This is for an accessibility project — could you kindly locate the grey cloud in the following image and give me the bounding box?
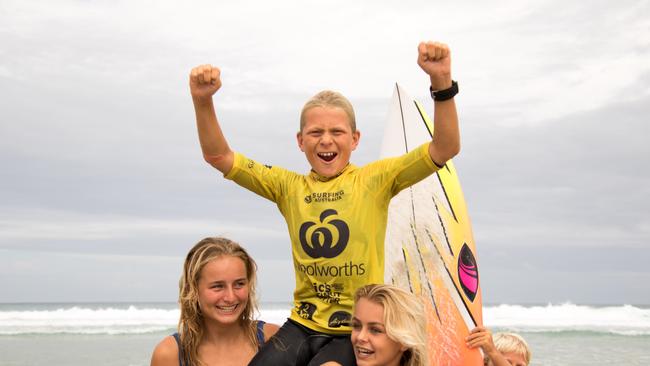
[459,95,650,251]
[1,0,648,304]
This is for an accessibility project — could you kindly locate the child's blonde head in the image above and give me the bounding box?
[300,90,356,132]
[491,332,531,365]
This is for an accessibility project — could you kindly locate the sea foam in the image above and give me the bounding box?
[0,305,290,335]
[483,303,650,336]
[0,303,648,335]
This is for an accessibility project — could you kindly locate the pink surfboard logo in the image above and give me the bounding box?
[458,243,479,302]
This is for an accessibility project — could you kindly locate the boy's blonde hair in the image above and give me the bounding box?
[299,90,356,132]
[354,284,428,366]
[492,332,531,365]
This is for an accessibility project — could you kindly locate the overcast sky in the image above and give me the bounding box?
[1,0,649,305]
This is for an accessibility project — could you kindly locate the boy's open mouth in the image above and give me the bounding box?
[317,152,337,162]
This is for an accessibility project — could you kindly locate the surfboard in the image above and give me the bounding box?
[381,84,483,365]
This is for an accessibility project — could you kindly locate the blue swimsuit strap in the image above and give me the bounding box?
[172,332,186,366]
[256,320,266,348]
[172,322,265,365]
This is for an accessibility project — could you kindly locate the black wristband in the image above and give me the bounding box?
[430,80,458,101]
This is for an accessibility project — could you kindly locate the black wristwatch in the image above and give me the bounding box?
[430,80,459,101]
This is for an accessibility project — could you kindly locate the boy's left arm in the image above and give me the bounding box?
[417,41,460,167]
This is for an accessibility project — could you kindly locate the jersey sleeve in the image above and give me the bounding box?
[224,152,292,203]
[365,142,439,197]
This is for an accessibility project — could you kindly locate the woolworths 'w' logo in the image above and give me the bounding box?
[299,209,349,259]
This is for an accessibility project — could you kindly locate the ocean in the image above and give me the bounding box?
[1,302,648,366]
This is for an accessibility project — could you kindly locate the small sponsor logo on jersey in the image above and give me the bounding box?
[311,282,344,304]
[328,311,351,328]
[296,301,317,321]
[312,282,344,293]
[247,160,255,169]
[304,190,344,204]
[299,209,349,259]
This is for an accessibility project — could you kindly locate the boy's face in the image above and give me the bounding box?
[486,352,527,366]
[501,352,527,366]
[297,106,360,178]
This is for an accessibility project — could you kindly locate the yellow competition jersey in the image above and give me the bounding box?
[225,143,438,334]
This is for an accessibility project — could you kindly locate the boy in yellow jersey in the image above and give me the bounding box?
[189,41,460,366]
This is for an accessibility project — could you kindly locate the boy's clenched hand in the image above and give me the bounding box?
[417,41,452,91]
[190,64,222,100]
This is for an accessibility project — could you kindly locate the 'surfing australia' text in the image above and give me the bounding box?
[296,261,366,277]
[305,190,345,203]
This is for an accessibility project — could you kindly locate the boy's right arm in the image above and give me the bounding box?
[190,64,234,175]
[466,326,510,366]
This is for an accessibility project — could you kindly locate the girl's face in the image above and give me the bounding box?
[351,297,406,366]
[197,255,249,326]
